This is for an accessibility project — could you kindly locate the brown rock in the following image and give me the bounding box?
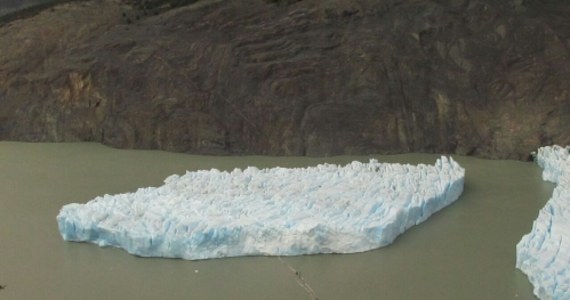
[0,0,569,160]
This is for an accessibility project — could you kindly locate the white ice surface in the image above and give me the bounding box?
[58,157,464,260]
[517,145,570,299]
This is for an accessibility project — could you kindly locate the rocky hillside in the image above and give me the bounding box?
[0,0,568,159]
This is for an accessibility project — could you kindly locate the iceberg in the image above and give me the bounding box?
[517,145,570,299]
[57,157,465,260]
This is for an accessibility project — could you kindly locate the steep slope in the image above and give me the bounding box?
[0,0,568,159]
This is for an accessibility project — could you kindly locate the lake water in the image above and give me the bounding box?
[0,142,551,299]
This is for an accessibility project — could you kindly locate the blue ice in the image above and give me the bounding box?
[58,157,465,260]
[517,145,570,299]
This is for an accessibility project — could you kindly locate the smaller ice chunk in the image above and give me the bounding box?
[58,158,465,260]
[516,145,570,299]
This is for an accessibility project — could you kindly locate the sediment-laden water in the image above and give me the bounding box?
[0,142,550,299]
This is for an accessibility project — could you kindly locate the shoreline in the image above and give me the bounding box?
[0,140,536,162]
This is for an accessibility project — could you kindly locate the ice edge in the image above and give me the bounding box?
[516,145,570,300]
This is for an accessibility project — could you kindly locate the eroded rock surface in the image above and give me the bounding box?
[0,0,569,159]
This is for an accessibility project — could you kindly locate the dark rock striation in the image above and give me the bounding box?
[0,0,568,159]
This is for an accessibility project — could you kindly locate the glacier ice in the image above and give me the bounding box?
[57,157,465,260]
[517,145,570,299]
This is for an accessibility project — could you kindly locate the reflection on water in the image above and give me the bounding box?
[0,142,548,299]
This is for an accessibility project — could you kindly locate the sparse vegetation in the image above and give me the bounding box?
[122,0,200,10]
[263,0,303,5]
[119,0,202,24]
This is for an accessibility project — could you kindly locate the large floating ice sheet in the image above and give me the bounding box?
[58,157,464,260]
[517,145,570,299]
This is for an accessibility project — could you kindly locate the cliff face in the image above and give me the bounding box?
[0,0,568,159]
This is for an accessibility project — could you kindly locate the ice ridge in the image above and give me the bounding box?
[58,157,465,260]
[517,145,570,299]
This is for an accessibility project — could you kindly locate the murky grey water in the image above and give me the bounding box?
[0,142,551,299]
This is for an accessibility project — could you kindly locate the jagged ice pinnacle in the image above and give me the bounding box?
[517,145,570,299]
[58,157,464,260]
